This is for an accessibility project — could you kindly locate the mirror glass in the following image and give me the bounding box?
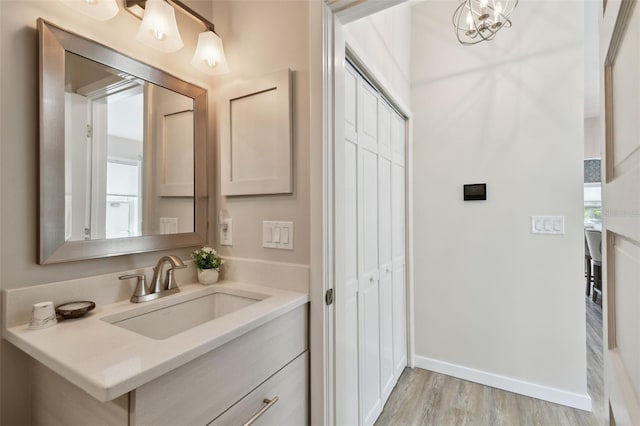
[39,20,207,264]
[64,52,195,241]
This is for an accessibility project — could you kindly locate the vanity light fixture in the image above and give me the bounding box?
[126,0,229,74]
[191,30,229,75]
[135,0,183,52]
[61,0,119,21]
[452,0,518,45]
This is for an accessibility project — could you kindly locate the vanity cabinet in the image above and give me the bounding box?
[31,304,309,426]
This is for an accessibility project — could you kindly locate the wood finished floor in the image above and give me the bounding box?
[375,297,604,426]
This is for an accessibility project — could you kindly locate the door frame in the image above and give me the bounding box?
[312,1,413,424]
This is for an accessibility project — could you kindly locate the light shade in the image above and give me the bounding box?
[191,31,229,75]
[62,0,119,21]
[136,0,183,53]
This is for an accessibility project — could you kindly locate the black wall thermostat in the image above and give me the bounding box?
[464,183,487,201]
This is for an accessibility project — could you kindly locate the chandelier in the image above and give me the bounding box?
[453,0,519,45]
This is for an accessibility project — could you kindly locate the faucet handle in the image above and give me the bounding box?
[164,268,182,291]
[119,274,149,302]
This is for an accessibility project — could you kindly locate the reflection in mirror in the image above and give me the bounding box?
[39,19,207,264]
[64,52,195,241]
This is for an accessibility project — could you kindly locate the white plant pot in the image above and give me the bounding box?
[197,268,219,285]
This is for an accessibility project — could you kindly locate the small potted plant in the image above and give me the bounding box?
[191,246,224,285]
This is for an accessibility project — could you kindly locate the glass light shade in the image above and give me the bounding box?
[61,0,119,21]
[136,0,183,53]
[191,31,229,75]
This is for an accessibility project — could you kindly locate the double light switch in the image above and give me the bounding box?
[263,221,294,250]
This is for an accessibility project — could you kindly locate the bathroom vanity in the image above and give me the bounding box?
[4,275,309,426]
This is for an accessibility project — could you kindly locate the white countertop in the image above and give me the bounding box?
[4,281,308,402]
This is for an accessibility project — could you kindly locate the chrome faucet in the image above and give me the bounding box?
[119,255,187,303]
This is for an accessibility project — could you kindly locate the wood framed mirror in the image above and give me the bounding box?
[39,19,208,264]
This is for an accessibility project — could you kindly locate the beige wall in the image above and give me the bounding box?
[0,1,215,422]
[343,3,412,108]
[211,1,311,266]
[411,0,588,404]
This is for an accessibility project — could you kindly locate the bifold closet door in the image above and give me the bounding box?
[339,63,361,426]
[378,100,395,403]
[357,75,382,426]
[340,61,407,426]
[391,111,407,378]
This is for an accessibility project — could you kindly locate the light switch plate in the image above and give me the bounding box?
[263,221,294,250]
[531,216,565,235]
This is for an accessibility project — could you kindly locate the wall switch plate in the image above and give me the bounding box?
[531,216,565,235]
[220,218,233,245]
[263,221,294,250]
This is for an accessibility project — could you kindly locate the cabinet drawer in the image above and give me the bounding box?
[210,351,308,426]
[131,305,308,426]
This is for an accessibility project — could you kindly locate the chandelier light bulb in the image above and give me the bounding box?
[466,11,474,30]
[152,29,166,41]
[494,2,503,24]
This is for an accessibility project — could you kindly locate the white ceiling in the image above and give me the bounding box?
[408,0,601,118]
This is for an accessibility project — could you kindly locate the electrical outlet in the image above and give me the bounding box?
[220,218,233,245]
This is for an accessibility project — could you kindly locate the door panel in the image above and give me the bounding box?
[392,164,406,259]
[358,79,378,153]
[391,111,405,166]
[360,149,379,274]
[392,259,407,376]
[378,100,392,160]
[345,66,358,144]
[602,0,640,423]
[379,267,394,401]
[360,275,381,426]
[346,142,358,281]
[379,158,392,266]
[344,278,361,426]
[610,236,640,396]
[609,7,639,176]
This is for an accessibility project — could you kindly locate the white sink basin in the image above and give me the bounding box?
[102,288,268,340]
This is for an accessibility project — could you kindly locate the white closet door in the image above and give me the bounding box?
[391,111,407,377]
[358,77,382,426]
[378,100,394,402]
[337,64,361,426]
[340,62,407,426]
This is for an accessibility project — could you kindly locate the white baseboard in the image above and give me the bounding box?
[414,355,592,411]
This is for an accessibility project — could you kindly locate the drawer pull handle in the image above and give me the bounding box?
[243,396,279,426]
